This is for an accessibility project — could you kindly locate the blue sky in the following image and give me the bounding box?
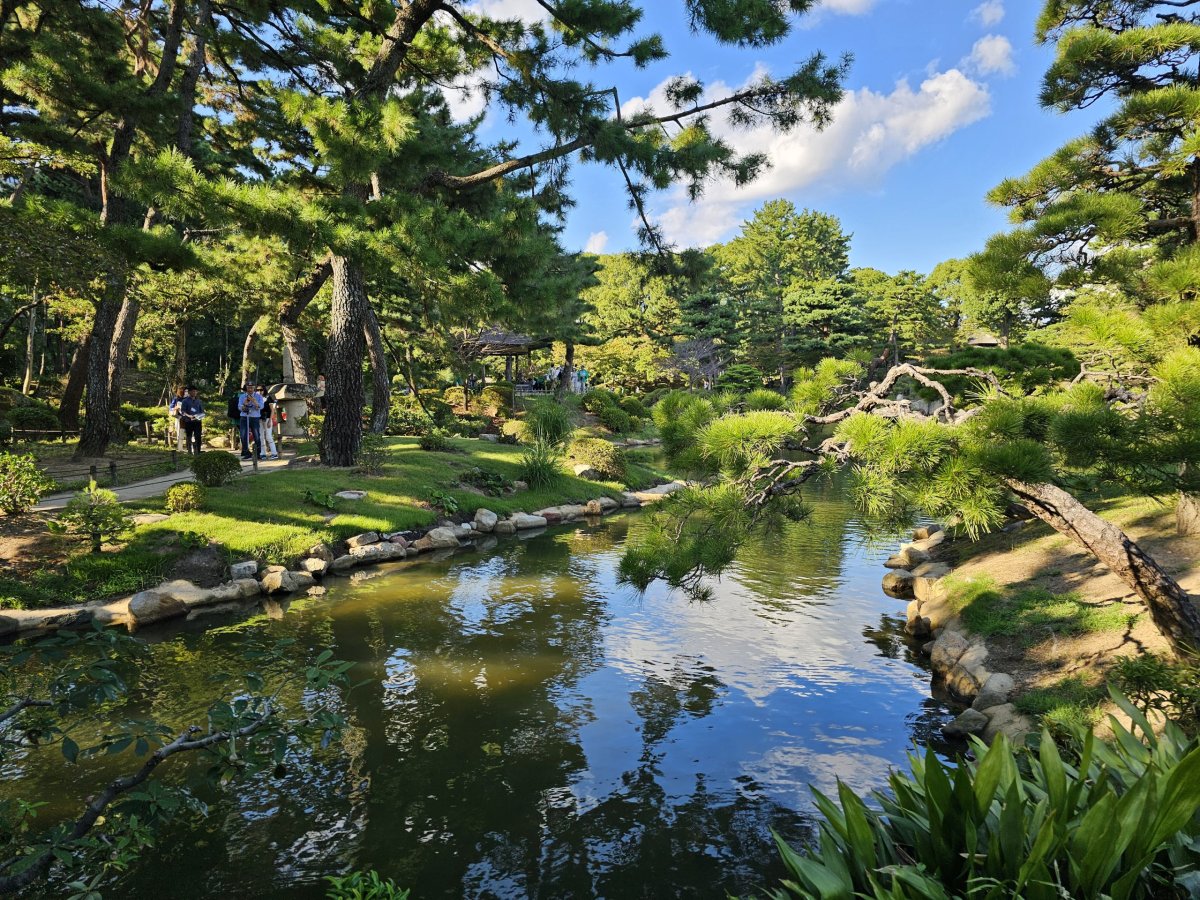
[463,0,1106,274]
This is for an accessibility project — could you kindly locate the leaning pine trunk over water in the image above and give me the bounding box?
[1006,478,1200,655]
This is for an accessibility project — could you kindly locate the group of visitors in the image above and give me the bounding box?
[544,364,590,393]
[167,383,280,460]
[167,386,206,456]
[228,384,279,461]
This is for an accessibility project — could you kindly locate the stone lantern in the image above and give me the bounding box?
[268,383,317,437]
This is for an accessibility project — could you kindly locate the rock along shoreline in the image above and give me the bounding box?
[882,525,1034,745]
[0,481,691,640]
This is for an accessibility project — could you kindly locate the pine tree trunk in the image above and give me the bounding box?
[1006,478,1200,655]
[21,300,37,396]
[172,322,188,389]
[76,274,126,459]
[1179,492,1200,537]
[59,335,90,430]
[240,316,264,387]
[558,342,575,394]
[319,256,367,466]
[362,302,390,434]
[107,294,140,442]
[278,254,332,386]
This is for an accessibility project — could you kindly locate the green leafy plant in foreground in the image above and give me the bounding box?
[0,451,52,515]
[325,870,410,899]
[303,488,337,510]
[427,488,459,515]
[49,481,132,553]
[769,689,1200,900]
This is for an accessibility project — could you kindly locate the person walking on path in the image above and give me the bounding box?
[168,387,186,452]
[575,366,589,394]
[179,386,205,456]
[256,384,279,459]
[237,383,263,460]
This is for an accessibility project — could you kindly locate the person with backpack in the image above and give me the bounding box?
[237,383,262,460]
[256,384,279,460]
[179,385,205,456]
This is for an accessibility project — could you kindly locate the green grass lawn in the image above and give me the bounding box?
[2,436,665,610]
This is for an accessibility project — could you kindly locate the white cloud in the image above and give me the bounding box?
[970,1,1005,26]
[821,0,876,13]
[441,75,488,122]
[466,0,548,22]
[584,231,609,254]
[966,34,1015,76]
[625,66,991,247]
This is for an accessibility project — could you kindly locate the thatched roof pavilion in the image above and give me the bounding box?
[453,327,551,359]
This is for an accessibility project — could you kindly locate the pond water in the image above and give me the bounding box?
[7,479,956,898]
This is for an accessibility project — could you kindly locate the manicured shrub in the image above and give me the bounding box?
[443,386,466,409]
[921,344,1080,400]
[8,404,59,431]
[446,415,486,437]
[570,437,626,480]
[715,363,763,394]
[519,440,561,488]
[189,451,242,487]
[164,482,206,513]
[523,399,575,448]
[418,430,455,452]
[770,693,1200,900]
[596,403,633,434]
[51,480,131,553]
[477,383,513,416]
[0,452,52,514]
[744,388,787,411]
[620,396,648,419]
[581,388,621,414]
[304,413,325,440]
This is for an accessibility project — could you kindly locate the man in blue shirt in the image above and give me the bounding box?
[179,386,205,456]
[237,383,262,460]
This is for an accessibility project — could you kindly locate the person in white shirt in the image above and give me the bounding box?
[237,383,262,460]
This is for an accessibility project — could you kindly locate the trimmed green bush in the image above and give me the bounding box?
[581,389,622,414]
[165,482,206,513]
[715,363,763,393]
[477,383,513,416]
[8,404,59,431]
[620,396,648,419]
[570,437,626,480]
[189,452,242,487]
[0,452,52,514]
[51,480,131,553]
[596,403,633,434]
[418,430,455,452]
[443,386,466,408]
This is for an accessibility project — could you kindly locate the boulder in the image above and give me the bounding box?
[229,560,258,580]
[573,464,603,480]
[349,542,408,563]
[299,557,329,576]
[494,519,517,535]
[942,708,989,738]
[945,663,984,702]
[917,595,957,632]
[597,496,620,513]
[633,481,687,502]
[422,526,461,549]
[886,546,930,569]
[905,599,930,637]
[914,574,950,605]
[330,554,357,572]
[930,630,970,674]
[386,533,410,547]
[346,531,381,549]
[981,703,1035,745]
[307,543,335,563]
[261,569,316,594]
[620,492,642,508]
[537,508,563,524]
[882,570,915,598]
[262,564,287,577]
[913,524,943,541]
[512,480,529,492]
[474,509,498,533]
[335,490,367,500]
[973,673,1016,711]
[0,606,93,638]
[131,513,171,526]
[908,532,945,553]
[911,561,950,579]
[511,512,548,530]
[479,433,500,442]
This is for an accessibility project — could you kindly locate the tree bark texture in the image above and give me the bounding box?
[362,302,390,434]
[76,274,126,458]
[1007,478,1200,655]
[1179,492,1200,537]
[21,301,37,395]
[172,322,188,389]
[319,257,367,466]
[278,254,332,387]
[240,316,265,387]
[107,294,140,435]
[59,335,90,430]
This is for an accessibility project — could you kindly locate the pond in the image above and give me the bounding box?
[7,479,955,898]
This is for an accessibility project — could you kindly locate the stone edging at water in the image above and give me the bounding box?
[882,527,1034,745]
[0,481,691,640]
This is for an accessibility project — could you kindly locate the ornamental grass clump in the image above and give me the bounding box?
[518,440,561,489]
[770,691,1200,900]
[522,399,575,448]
